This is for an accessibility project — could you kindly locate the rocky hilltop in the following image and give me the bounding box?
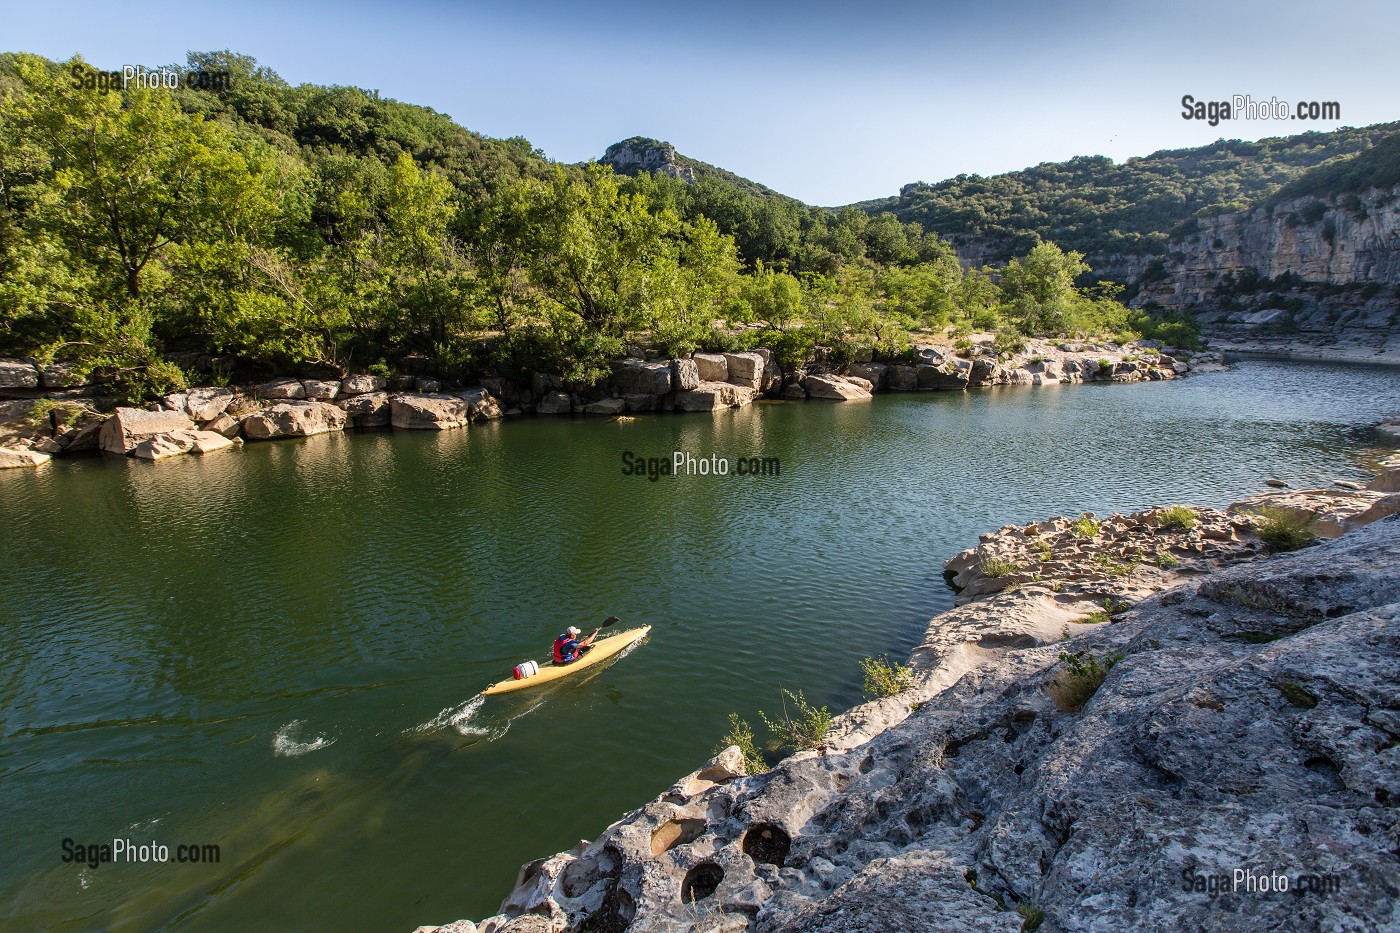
[601,138,697,183]
[419,478,1400,933]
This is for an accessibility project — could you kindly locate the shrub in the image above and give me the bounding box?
[994,330,1027,359]
[980,556,1022,577]
[26,398,83,428]
[860,655,913,699]
[1049,650,1123,712]
[1154,551,1180,569]
[954,337,975,357]
[759,689,833,753]
[716,713,768,775]
[1071,513,1100,538]
[1157,505,1197,532]
[1016,904,1046,931]
[1250,506,1317,552]
[1032,539,1053,561]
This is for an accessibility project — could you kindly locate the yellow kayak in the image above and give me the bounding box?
[481,626,652,695]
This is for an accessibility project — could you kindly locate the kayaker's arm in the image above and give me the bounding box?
[580,628,600,648]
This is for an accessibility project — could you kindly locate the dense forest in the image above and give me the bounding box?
[0,51,1192,401]
[861,123,1400,262]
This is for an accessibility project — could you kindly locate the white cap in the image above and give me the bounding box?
[566,626,580,636]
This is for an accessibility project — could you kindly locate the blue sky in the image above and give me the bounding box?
[7,0,1398,205]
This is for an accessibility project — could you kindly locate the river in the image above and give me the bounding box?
[1,358,1396,931]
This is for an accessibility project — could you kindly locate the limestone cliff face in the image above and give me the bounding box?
[601,139,696,183]
[1137,184,1400,310]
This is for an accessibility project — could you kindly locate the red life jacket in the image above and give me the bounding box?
[553,633,578,664]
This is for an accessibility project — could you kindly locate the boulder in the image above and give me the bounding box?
[0,399,47,445]
[692,352,728,382]
[802,374,873,400]
[415,377,442,394]
[0,446,51,468]
[887,364,918,391]
[1368,457,1400,493]
[913,344,946,365]
[163,387,235,422]
[584,397,626,416]
[846,361,887,389]
[41,362,89,389]
[256,377,306,400]
[671,358,700,392]
[339,374,387,397]
[967,357,1001,386]
[620,394,659,412]
[202,413,242,438]
[338,391,391,428]
[0,359,39,389]
[132,431,198,460]
[301,379,340,401]
[459,388,504,421]
[674,382,757,412]
[242,401,347,440]
[99,408,196,454]
[612,359,672,396]
[782,381,808,399]
[531,373,563,399]
[723,352,765,390]
[537,390,574,415]
[919,364,969,390]
[752,347,783,393]
[389,394,470,430]
[190,431,236,454]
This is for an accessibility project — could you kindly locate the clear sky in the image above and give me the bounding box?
[7,0,1398,205]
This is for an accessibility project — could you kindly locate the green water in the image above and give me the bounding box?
[1,359,1396,931]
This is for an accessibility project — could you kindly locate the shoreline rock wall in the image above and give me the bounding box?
[0,337,1201,469]
[422,485,1400,933]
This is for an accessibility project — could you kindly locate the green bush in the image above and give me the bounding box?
[1050,650,1123,712]
[715,713,767,775]
[980,556,1022,578]
[860,655,913,699]
[1071,513,1100,538]
[759,689,833,753]
[1250,506,1317,552]
[1157,505,1197,532]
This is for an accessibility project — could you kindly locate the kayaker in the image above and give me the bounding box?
[552,625,599,665]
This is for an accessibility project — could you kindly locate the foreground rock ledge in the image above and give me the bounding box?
[423,516,1400,933]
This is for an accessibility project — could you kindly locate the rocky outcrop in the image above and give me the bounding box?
[0,359,40,389]
[460,388,504,421]
[242,401,347,439]
[1230,487,1400,538]
[162,387,234,422]
[674,382,758,412]
[614,360,674,396]
[339,391,392,428]
[255,377,307,400]
[723,353,765,391]
[390,394,471,430]
[341,374,387,396]
[435,486,1399,933]
[99,407,197,454]
[600,138,696,183]
[0,446,52,468]
[538,391,574,416]
[131,429,237,460]
[693,353,729,383]
[800,374,872,401]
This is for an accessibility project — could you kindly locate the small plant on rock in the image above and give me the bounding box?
[716,713,768,775]
[1016,903,1046,931]
[1154,551,1179,569]
[1049,650,1124,712]
[1250,506,1317,552]
[1071,513,1100,538]
[980,556,1022,578]
[860,655,913,699]
[760,689,833,754]
[1032,539,1053,561]
[1157,505,1198,532]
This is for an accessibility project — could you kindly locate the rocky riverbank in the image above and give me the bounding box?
[0,337,1204,469]
[419,473,1400,933]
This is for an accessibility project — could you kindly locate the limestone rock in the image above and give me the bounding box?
[162,387,235,422]
[132,431,198,460]
[243,401,346,439]
[537,391,574,416]
[692,353,729,383]
[40,362,89,389]
[390,394,470,430]
[338,392,391,428]
[723,352,765,390]
[255,377,305,400]
[887,365,918,391]
[674,382,757,412]
[671,358,700,392]
[845,361,887,389]
[202,413,241,438]
[301,379,340,401]
[801,374,873,400]
[0,399,48,446]
[415,377,442,394]
[340,374,387,397]
[622,394,661,412]
[99,408,196,454]
[0,446,51,468]
[459,388,504,421]
[584,397,626,416]
[1231,488,1400,538]
[613,359,672,396]
[1369,456,1400,493]
[0,359,39,389]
